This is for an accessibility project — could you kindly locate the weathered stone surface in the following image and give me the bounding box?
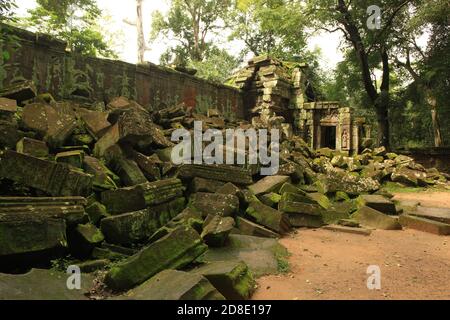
[95,109,172,157]
[391,167,427,187]
[21,102,77,147]
[279,182,307,196]
[236,217,279,238]
[246,197,290,233]
[100,198,185,245]
[190,177,225,193]
[68,223,104,257]
[83,156,117,190]
[356,194,397,215]
[0,269,93,300]
[85,201,108,224]
[78,108,111,140]
[0,212,66,258]
[216,182,244,202]
[352,206,401,230]
[259,192,281,207]
[16,137,49,157]
[78,259,110,273]
[316,170,380,194]
[200,234,288,277]
[306,192,331,209]
[190,192,239,217]
[105,226,208,290]
[0,97,17,115]
[0,196,86,226]
[409,207,450,224]
[121,270,225,300]
[55,150,84,168]
[0,80,36,103]
[201,215,235,247]
[0,150,92,196]
[178,164,253,185]
[191,261,256,300]
[248,175,290,195]
[399,214,450,235]
[132,151,162,181]
[1,118,23,147]
[101,178,184,214]
[322,224,371,236]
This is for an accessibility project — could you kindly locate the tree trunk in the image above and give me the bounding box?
[425,88,443,147]
[136,0,146,64]
[375,92,390,149]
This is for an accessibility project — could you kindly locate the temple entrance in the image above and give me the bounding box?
[321,126,336,149]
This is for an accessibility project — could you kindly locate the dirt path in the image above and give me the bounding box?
[392,191,450,208]
[253,191,450,300]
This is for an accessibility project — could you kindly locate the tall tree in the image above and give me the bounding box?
[151,0,232,63]
[392,0,449,146]
[124,0,149,64]
[307,0,414,148]
[26,0,116,58]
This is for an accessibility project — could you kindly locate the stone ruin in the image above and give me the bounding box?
[0,61,449,299]
[231,55,372,154]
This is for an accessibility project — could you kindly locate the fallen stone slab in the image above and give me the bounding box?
[279,182,307,196]
[119,270,224,300]
[104,226,208,290]
[316,171,380,195]
[0,151,92,196]
[259,192,281,207]
[322,224,372,236]
[191,261,256,300]
[0,196,86,226]
[178,164,253,185]
[55,150,84,168]
[0,269,93,300]
[101,198,185,245]
[0,212,66,259]
[190,177,225,193]
[0,120,23,149]
[131,151,162,181]
[246,198,290,233]
[21,102,77,148]
[78,259,110,273]
[199,234,288,277]
[0,97,17,116]
[78,109,111,140]
[201,215,235,247]
[68,223,104,258]
[248,175,290,195]
[399,214,450,235]
[391,167,428,187]
[83,156,117,191]
[352,206,402,230]
[16,137,49,158]
[409,207,450,224]
[236,217,279,238]
[0,80,36,103]
[101,178,184,214]
[356,194,397,215]
[190,192,239,217]
[216,183,245,203]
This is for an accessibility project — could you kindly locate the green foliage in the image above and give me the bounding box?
[151,0,232,63]
[189,47,241,83]
[25,0,116,58]
[229,0,309,61]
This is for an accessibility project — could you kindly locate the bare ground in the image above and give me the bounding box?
[252,191,450,300]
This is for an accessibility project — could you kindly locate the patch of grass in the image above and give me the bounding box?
[381,182,426,193]
[272,244,291,274]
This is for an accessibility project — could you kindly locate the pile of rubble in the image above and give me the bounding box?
[0,81,449,300]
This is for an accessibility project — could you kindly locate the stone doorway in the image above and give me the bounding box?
[321,126,336,149]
